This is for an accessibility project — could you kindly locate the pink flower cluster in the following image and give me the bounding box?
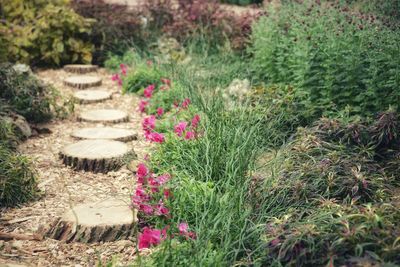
[142,115,164,143]
[173,114,201,140]
[111,64,128,86]
[132,163,171,216]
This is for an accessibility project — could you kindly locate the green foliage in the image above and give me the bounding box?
[0,0,93,66]
[147,82,186,115]
[122,65,164,94]
[0,142,39,207]
[249,1,400,118]
[0,63,70,123]
[104,50,142,72]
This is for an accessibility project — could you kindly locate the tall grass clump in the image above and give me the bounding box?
[250,0,400,119]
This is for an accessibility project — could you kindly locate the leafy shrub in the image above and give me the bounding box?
[0,63,69,123]
[71,0,147,65]
[146,82,186,115]
[104,50,142,72]
[0,141,39,207]
[249,1,400,118]
[0,0,93,66]
[122,65,164,94]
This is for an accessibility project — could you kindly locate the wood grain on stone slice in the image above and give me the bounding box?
[64,64,98,74]
[78,109,129,124]
[60,139,129,172]
[64,75,102,89]
[43,199,138,243]
[74,90,112,104]
[71,127,137,142]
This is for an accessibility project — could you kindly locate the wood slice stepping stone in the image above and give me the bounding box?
[78,109,129,124]
[73,90,112,104]
[44,199,137,243]
[64,75,102,89]
[72,127,137,142]
[60,139,129,173]
[64,64,98,74]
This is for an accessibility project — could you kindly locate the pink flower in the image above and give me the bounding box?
[146,132,165,143]
[185,131,195,140]
[142,115,156,133]
[157,107,164,117]
[174,121,188,137]
[173,101,179,108]
[178,222,189,235]
[192,114,200,128]
[111,73,120,81]
[156,174,171,185]
[136,163,149,184]
[163,188,171,199]
[161,78,171,87]
[156,200,169,216]
[120,64,127,76]
[146,60,153,67]
[140,204,154,215]
[181,98,191,109]
[138,100,149,113]
[138,227,162,250]
[144,84,156,98]
[118,79,123,86]
[148,177,159,193]
[132,186,150,207]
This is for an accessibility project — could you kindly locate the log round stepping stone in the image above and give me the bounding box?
[45,199,138,243]
[78,109,129,124]
[73,89,112,104]
[72,127,137,142]
[60,139,129,173]
[64,75,102,89]
[64,64,98,74]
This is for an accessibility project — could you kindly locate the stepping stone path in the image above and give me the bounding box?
[74,89,112,104]
[43,64,138,244]
[72,127,137,142]
[79,109,129,124]
[64,64,98,74]
[44,199,137,243]
[64,75,102,89]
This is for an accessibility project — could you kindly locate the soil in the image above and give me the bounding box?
[0,68,149,266]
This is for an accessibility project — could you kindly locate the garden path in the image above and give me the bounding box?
[0,67,147,266]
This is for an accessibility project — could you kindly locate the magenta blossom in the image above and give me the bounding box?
[140,203,154,215]
[142,115,156,133]
[144,84,156,98]
[174,121,188,137]
[146,132,165,143]
[138,227,162,250]
[157,107,164,117]
[120,64,127,76]
[132,186,150,207]
[161,78,171,87]
[185,131,195,140]
[136,163,149,184]
[146,60,153,67]
[178,223,188,235]
[164,188,171,199]
[156,174,171,185]
[111,73,120,81]
[182,98,191,109]
[156,200,169,216]
[138,100,149,113]
[192,114,200,128]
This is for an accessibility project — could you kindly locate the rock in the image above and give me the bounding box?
[4,114,31,139]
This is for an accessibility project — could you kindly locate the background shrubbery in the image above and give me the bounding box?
[0,0,93,66]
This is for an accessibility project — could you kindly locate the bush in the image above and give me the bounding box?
[220,0,262,5]
[0,141,39,207]
[0,0,93,66]
[122,65,164,94]
[0,63,69,123]
[249,1,400,118]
